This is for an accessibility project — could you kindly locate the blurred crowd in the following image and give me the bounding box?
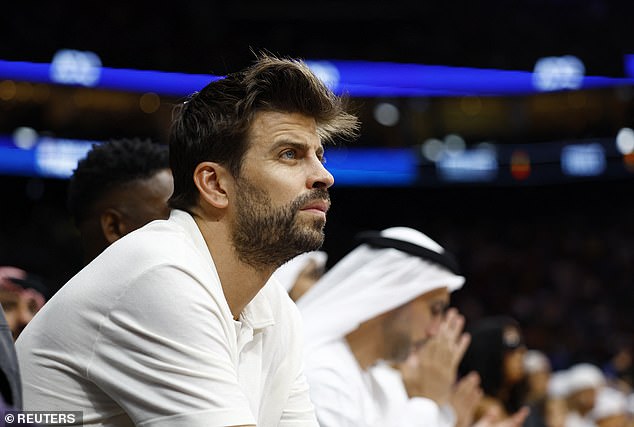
[2,178,633,376]
[446,205,634,374]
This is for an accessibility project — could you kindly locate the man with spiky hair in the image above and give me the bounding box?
[17,54,359,427]
[67,138,173,264]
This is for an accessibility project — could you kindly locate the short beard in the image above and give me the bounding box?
[232,178,329,270]
[382,309,414,363]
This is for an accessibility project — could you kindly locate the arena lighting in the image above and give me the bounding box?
[532,55,585,91]
[625,55,634,78]
[0,135,418,185]
[305,60,634,96]
[2,58,634,97]
[616,128,634,155]
[420,135,467,163]
[510,150,531,181]
[50,49,102,87]
[444,134,466,155]
[0,59,219,97]
[12,127,38,149]
[324,147,418,185]
[1,134,632,184]
[373,102,400,126]
[435,147,498,182]
[421,138,445,162]
[0,135,96,178]
[560,143,606,177]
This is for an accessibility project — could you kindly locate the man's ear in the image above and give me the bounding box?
[100,209,126,244]
[193,162,231,209]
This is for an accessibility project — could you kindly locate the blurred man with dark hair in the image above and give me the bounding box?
[0,266,48,423]
[0,266,46,341]
[0,306,37,427]
[67,138,173,264]
[17,54,359,427]
[0,296,23,410]
[272,251,328,301]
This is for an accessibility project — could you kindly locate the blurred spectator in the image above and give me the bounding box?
[0,266,46,340]
[298,227,472,427]
[602,345,633,393]
[0,268,46,423]
[458,316,528,422]
[588,386,629,427]
[525,349,553,404]
[524,349,554,427]
[271,251,327,301]
[546,370,571,427]
[67,138,172,264]
[565,363,605,427]
[1,306,21,410]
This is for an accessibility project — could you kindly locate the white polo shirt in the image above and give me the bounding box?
[16,210,318,427]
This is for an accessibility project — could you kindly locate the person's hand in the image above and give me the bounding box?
[473,406,530,427]
[399,308,471,405]
[451,371,483,427]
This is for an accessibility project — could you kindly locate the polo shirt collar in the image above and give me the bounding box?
[240,287,276,331]
[170,209,276,332]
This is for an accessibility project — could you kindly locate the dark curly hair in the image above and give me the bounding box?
[67,138,169,224]
[168,53,360,211]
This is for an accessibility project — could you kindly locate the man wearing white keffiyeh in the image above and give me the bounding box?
[297,226,477,427]
[272,251,328,301]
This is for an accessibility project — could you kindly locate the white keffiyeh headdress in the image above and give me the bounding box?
[298,227,465,352]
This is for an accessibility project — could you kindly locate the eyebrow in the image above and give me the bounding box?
[272,139,324,157]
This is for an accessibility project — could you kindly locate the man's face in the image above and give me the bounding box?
[0,290,40,340]
[230,111,334,269]
[118,168,173,232]
[382,287,450,362]
[289,259,324,301]
[527,369,551,398]
[572,388,598,413]
[503,350,526,386]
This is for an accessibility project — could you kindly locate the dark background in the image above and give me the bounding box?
[2,1,634,76]
[1,0,634,377]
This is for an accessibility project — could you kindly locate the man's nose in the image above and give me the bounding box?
[16,304,34,327]
[427,315,443,337]
[308,156,335,189]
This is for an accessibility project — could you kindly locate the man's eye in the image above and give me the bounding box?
[431,304,448,317]
[1,301,17,311]
[281,150,297,160]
